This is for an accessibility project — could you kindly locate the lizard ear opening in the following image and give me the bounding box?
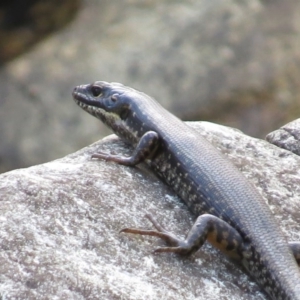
[111,94,118,102]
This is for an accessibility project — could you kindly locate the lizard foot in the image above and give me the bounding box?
[120,213,194,255]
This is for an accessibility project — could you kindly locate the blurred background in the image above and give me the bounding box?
[0,0,300,173]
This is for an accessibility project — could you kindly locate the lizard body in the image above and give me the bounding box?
[72,81,300,299]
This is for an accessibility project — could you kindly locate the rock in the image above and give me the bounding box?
[0,0,80,64]
[0,122,299,299]
[2,0,300,172]
[266,118,300,156]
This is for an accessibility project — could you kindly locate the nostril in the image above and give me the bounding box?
[72,86,79,96]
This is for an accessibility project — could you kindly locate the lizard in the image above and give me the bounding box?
[72,81,300,299]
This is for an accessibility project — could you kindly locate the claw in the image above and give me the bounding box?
[120,214,186,249]
[91,152,109,160]
[144,213,167,232]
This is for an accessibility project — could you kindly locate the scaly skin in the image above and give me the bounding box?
[72,81,300,299]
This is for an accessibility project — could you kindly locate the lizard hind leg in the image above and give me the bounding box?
[121,213,245,260]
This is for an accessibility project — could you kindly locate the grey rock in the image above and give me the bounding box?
[0,122,299,300]
[266,119,300,156]
[2,0,300,172]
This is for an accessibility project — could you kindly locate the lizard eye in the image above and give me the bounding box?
[91,85,103,97]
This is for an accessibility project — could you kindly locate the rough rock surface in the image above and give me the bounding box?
[266,118,300,156]
[1,0,300,172]
[0,122,300,300]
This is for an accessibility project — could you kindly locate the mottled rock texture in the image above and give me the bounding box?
[266,118,300,156]
[0,122,299,299]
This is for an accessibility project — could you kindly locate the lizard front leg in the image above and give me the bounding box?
[92,131,159,166]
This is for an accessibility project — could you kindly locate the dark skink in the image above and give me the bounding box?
[72,81,300,299]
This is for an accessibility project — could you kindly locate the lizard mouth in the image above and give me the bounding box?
[72,85,102,107]
[72,84,120,127]
[72,85,107,117]
[72,90,90,109]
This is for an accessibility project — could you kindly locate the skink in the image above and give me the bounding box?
[72,81,300,299]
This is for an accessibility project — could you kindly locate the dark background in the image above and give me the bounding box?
[1,0,300,173]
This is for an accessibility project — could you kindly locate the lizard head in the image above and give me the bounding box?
[72,81,131,119]
[72,81,153,143]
